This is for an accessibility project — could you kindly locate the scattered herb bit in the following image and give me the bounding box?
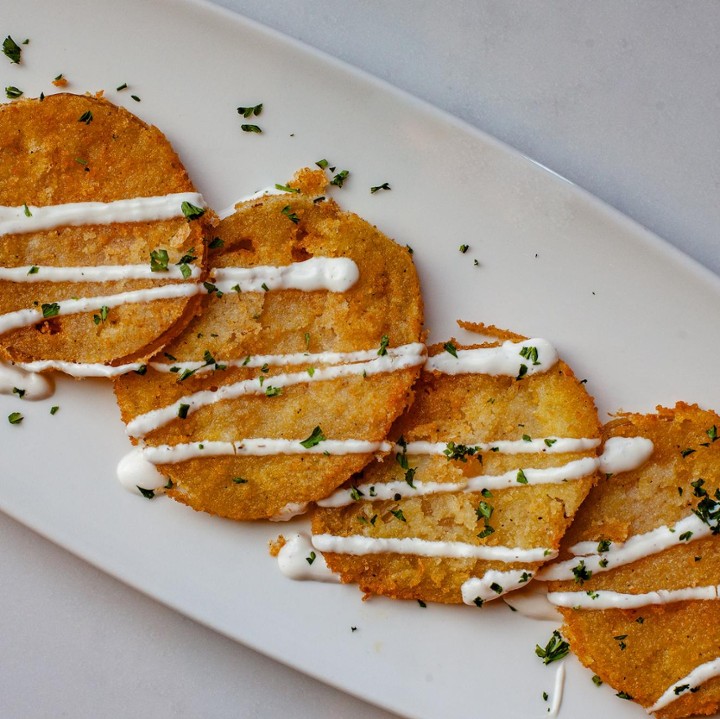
[177,403,190,419]
[265,386,282,397]
[490,582,503,594]
[116,82,128,91]
[592,675,603,687]
[443,442,478,462]
[613,634,628,650]
[179,263,192,279]
[519,346,540,366]
[377,335,390,356]
[304,332,311,349]
[78,110,93,124]
[130,94,141,102]
[5,86,23,99]
[134,365,147,376]
[542,692,548,702]
[330,169,349,187]
[692,490,720,533]
[75,157,87,166]
[93,305,109,325]
[50,405,59,415]
[300,425,326,448]
[679,531,693,541]
[707,425,718,442]
[473,259,479,266]
[136,486,155,499]
[351,626,357,632]
[477,525,495,539]
[404,467,416,488]
[231,284,241,293]
[8,412,23,425]
[370,182,391,194]
[406,244,414,254]
[572,560,592,584]
[522,434,532,442]
[241,123,262,133]
[150,248,169,272]
[208,236,224,249]
[597,539,611,553]
[586,590,599,600]
[616,692,633,701]
[237,103,263,118]
[535,630,570,665]
[306,551,316,565]
[681,448,696,458]
[459,244,469,253]
[678,487,684,496]
[481,488,492,498]
[417,600,427,608]
[674,684,690,696]
[307,367,315,377]
[203,281,223,297]
[473,597,484,608]
[3,36,22,64]
[691,478,707,497]
[391,508,406,522]
[599,557,609,568]
[12,387,25,398]
[23,203,32,218]
[274,183,299,193]
[315,159,329,170]
[232,477,248,484]
[181,201,205,220]
[281,205,299,223]
[636,616,645,624]
[520,571,531,583]
[349,486,364,501]
[41,302,60,318]
[516,364,528,380]
[261,282,269,292]
[475,501,493,522]
[516,468,529,485]
[443,341,458,358]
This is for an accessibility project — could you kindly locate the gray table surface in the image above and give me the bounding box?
[3,2,719,718]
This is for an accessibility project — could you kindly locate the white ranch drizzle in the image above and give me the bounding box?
[311,534,556,563]
[547,585,720,610]
[426,338,558,376]
[536,513,711,581]
[269,502,310,522]
[12,360,143,378]
[0,265,200,282]
[277,533,339,583]
[0,362,54,399]
[0,192,205,236]
[126,349,426,438]
[547,664,566,719]
[317,457,599,508]
[460,569,534,605]
[218,186,286,219]
[598,436,654,474]
[399,437,600,456]
[148,342,426,374]
[141,439,394,464]
[502,581,561,621]
[649,656,720,713]
[116,447,168,494]
[0,283,202,335]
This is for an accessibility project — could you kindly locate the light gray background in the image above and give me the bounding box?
[2,2,719,718]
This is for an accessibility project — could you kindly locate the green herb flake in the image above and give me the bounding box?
[8,411,23,425]
[203,281,223,297]
[330,170,349,187]
[370,182,391,194]
[274,183,299,193]
[516,363,528,380]
[23,204,32,218]
[177,403,190,419]
[265,386,282,397]
[404,467,416,488]
[572,560,592,584]
[459,244,469,253]
[130,94,141,102]
[674,684,690,696]
[417,599,427,608]
[237,103,263,118]
[443,341,458,358]
[50,405,59,415]
[137,486,155,499]
[12,387,25,398]
[613,634,628,650]
[681,448,696,458]
[473,597,484,608]
[519,345,540,365]
[3,36,22,63]
[542,692,548,702]
[208,236,224,249]
[5,86,23,99]
[377,335,390,356]
[150,248,169,272]
[78,110,93,124]
[679,531,693,541]
[241,123,262,133]
[41,302,60,318]
[261,282,269,292]
[300,425,326,449]
[181,201,205,220]
[516,468,529,485]
[707,425,718,442]
[597,539,611,553]
[592,675,603,687]
[535,630,570,665]
[616,691,633,701]
[599,557,609,568]
[281,205,300,223]
[390,508,407,522]
[116,82,128,91]
[93,305,109,325]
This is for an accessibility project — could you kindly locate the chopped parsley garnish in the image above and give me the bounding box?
[490,582,503,594]
[78,110,93,124]
[5,86,23,99]
[406,244,414,254]
[597,539,611,553]
[27,265,38,276]
[150,248,169,272]
[443,442,478,462]
[635,616,645,624]
[613,634,628,650]
[12,387,25,398]
[281,205,300,223]
[203,281,223,297]
[8,412,23,425]
[306,551,316,565]
[516,468,529,484]
[330,170,349,187]
[516,364,528,380]
[50,405,59,415]
[535,630,570,665]
[473,597,484,608]
[116,82,128,91]
[237,103,263,118]
[522,434,532,442]
[599,557,609,568]
[307,367,315,377]
[179,263,192,279]
[692,478,707,497]
[300,425,326,448]
[177,403,190,419]
[390,508,406,522]
[417,599,426,608]
[475,501,493,521]
[131,94,141,102]
[93,305,109,325]
[208,236,224,249]
[674,684,690,696]
[349,486,364,501]
[692,489,720,533]
[708,425,718,442]
[137,486,155,499]
[377,335,390,356]
[616,692,633,701]
[41,302,60,318]
[265,386,282,397]
[477,525,495,539]
[3,36,22,64]
[519,345,540,365]
[571,560,592,584]
[232,477,248,484]
[681,448,696,458]
[181,201,205,220]
[459,244,469,253]
[443,341,458,358]
[592,675,603,687]
[241,123,262,133]
[404,467,416,488]
[274,183,299,193]
[370,182,391,193]
[23,204,32,218]
[261,282,269,291]
[315,159,332,171]
[134,365,147,375]
[679,531,693,541]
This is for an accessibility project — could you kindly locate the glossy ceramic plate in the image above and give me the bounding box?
[2,1,720,717]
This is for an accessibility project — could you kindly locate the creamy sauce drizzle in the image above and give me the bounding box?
[503,581,561,621]
[547,664,566,719]
[141,439,394,464]
[0,283,202,335]
[312,534,556,563]
[399,437,601,456]
[11,360,143,378]
[650,656,720,712]
[126,350,425,438]
[0,265,201,282]
[547,584,720,610]
[537,513,711,581]
[460,569,534,605]
[277,533,340,582]
[0,192,205,236]
[269,502,310,522]
[0,362,54,399]
[426,338,558,376]
[116,447,168,494]
[598,436,654,474]
[318,457,599,508]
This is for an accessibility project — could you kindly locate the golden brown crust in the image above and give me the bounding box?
[312,334,601,604]
[114,176,424,519]
[0,93,215,364]
[550,403,720,718]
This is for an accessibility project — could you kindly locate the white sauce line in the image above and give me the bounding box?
[460,569,534,605]
[0,192,205,236]
[0,283,202,335]
[547,664,566,719]
[116,447,168,494]
[312,534,556,563]
[318,457,599,508]
[400,437,601,456]
[548,584,720,610]
[426,338,557,377]
[650,656,720,713]
[598,436,654,474]
[0,265,201,282]
[536,513,711,581]
[9,360,144,378]
[0,362,54,399]
[126,350,426,438]
[277,533,340,582]
[142,439,394,464]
